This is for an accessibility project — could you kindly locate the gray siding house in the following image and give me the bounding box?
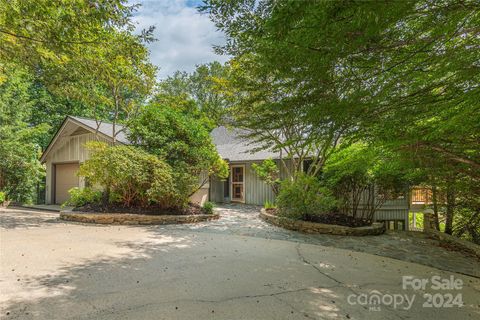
[41,116,410,230]
[209,126,410,230]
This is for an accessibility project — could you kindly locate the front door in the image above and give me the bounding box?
[231,165,245,203]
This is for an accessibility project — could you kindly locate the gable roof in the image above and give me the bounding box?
[41,116,279,164]
[40,116,129,163]
[211,126,280,161]
[69,116,129,144]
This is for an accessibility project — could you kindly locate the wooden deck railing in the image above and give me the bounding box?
[410,187,432,204]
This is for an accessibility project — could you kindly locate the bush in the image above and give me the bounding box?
[0,191,5,203]
[63,187,101,207]
[264,200,276,209]
[202,201,214,214]
[79,142,179,208]
[252,159,280,195]
[276,173,337,220]
[128,104,229,201]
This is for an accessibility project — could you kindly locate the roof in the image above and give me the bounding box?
[42,116,279,163]
[69,116,129,144]
[211,126,280,161]
[40,116,130,163]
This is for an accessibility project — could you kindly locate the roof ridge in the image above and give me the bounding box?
[69,115,125,127]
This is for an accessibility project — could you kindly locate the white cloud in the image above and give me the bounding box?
[131,0,229,79]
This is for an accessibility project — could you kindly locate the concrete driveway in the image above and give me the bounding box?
[1,207,479,320]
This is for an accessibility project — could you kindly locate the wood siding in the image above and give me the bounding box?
[210,159,410,228]
[45,133,112,204]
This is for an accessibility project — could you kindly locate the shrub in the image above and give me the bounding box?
[264,200,276,209]
[63,187,101,208]
[0,191,5,203]
[79,142,179,208]
[276,173,337,220]
[128,104,229,200]
[252,159,280,195]
[202,201,214,214]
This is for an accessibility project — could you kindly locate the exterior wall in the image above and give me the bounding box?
[190,171,209,206]
[45,132,210,206]
[45,133,112,204]
[210,159,410,229]
[210,159,295,206]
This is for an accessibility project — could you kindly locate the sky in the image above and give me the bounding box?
[131,0,229,79]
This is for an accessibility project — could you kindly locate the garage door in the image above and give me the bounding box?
[55,163,80,204]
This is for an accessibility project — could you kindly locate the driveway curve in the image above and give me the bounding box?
[1,206,479,320]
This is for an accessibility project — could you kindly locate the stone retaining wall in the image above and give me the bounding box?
[260,209,385,236]
[424,213,480,259]
[60,211,220,225]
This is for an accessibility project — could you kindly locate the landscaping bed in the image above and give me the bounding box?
[265,208,370,228]
[60,210,219,225]
[261,209,384,236]
[73,203,205,215]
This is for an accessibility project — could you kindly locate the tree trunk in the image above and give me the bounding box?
[444,183,455,235]
[102,186,110,209]
[431,184,440,231]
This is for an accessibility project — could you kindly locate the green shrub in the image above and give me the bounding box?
[252,159,280,195]
[276,173,337,220]
[79,142,179,208]
[264,200,276,209]
[0,191,5,203]
[202,201,214,214]
[63,187,102,208]
[128,104,229,202]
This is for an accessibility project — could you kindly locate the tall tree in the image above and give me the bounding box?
[154,62,231,129]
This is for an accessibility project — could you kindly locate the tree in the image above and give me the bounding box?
[203,0,480,238]
[0,67,48,203]
[322,144,414,222]
[252,159,280,195]
[1,0,156,143]
[0,0,140,77]
[154,62,231,129]
[128,103,228,203]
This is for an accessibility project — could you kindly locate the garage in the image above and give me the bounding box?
[54,163,80,204]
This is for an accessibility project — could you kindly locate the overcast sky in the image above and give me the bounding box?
[131,0,229,79]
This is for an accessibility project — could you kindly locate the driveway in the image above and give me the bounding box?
[1,206,479,320]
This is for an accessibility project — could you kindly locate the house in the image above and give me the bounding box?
[41,116,410,230]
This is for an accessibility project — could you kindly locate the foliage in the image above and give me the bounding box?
[0,67,48,203]
[79,142,179,208]
[0,0,140,71]
[202,0,480,239]
[63,187,102,208]
[263,200,276,210]
[453,207,480,245]
[202,201,214,215]
[276,173,337,220]
[154,62,232,129]
[0,191,5,203]
[252,159,280,195]
[322,143,413,221]
[128,103,229,201]
[1,0,156,145]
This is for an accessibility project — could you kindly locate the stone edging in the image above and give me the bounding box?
[426,229,480,260]
[60,211,220,225]
[260,209,384,236]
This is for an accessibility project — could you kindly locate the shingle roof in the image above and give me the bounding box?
[70,116,130,144]
[51,116,278,162]
[211,126,280,161]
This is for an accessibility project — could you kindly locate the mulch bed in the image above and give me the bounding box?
[266,208,371,228]
[73,203,204,216]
